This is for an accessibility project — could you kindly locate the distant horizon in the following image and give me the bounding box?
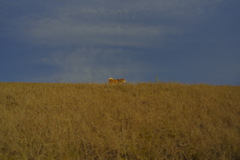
[0,80,239,86]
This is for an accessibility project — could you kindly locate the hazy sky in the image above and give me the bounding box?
[1,0,240,85]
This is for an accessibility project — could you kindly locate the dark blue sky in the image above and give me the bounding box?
[0,0,240,85]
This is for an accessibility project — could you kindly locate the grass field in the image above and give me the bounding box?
[0,82,240,160]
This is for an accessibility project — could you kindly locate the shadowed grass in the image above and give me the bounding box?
[0,82,240,160]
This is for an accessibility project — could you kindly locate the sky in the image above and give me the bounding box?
[0,0,240,85]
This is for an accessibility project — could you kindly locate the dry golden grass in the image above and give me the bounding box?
[0,82,240,160]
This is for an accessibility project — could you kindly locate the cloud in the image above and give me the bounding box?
[21,0,223,48]
[27,20,179,47]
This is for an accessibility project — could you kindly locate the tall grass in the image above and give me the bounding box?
[0,82,240,160]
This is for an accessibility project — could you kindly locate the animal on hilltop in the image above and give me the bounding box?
[108,77,126,84]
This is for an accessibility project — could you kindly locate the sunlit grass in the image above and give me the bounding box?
[0,82,240,160]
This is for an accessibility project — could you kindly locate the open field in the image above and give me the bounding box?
[0,82,240,160]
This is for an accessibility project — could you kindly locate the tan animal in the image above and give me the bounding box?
[108,77,126,84]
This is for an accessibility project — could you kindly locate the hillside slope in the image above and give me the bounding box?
[0,82,240,160]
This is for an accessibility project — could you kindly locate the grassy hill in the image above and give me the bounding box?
[0,82,240,160]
